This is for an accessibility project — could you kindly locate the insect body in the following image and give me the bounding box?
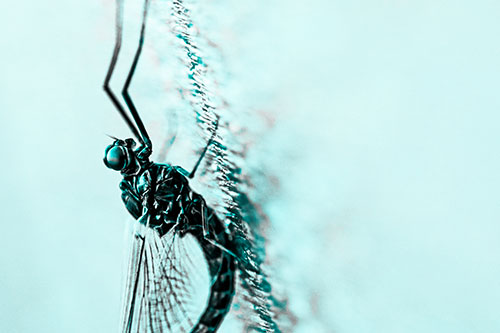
[104,139,236,332]
[102,0,237,331]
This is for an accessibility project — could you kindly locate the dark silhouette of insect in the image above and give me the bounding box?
[102,0,237,331]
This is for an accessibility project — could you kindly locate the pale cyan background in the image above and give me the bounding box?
[1,0,499,332]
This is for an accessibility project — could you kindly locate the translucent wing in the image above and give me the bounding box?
[121,219,210,333]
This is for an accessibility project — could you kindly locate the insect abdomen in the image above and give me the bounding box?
[192,250,236,333]
[189,203,236,333]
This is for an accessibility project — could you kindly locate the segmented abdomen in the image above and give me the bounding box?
[192,249,235,332]
[188,202,236,333]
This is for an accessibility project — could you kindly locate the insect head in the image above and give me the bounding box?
[103,138,140,173]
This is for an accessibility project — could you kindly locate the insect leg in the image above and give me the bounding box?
[201,199,209,237]
[121,0,153,150]
[120,180,143,220]
[201,214,239,261]
[103,0,144,145]
[194,200,238,259]
[188,117,218,178]
[203,237,239,261]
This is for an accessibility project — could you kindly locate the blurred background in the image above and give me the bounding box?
[1,0,500,332]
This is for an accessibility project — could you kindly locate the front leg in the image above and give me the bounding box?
[120,180,143,220]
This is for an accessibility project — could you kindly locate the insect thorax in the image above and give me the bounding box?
[121,162,203,237]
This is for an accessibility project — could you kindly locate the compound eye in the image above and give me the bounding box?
[104,146,128,171]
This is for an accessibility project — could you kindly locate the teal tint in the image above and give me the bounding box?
[2,0,500,332]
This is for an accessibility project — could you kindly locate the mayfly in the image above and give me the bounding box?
[102,0,238,331]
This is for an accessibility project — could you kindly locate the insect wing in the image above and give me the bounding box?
[120,220,210,333]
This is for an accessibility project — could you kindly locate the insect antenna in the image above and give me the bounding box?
[105,133,119,141]
[121,0,153,150]
[103,0,144,146]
